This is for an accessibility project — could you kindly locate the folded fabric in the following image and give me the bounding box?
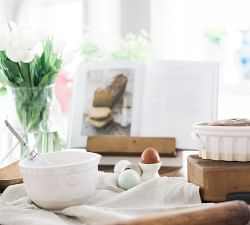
[0,172,203,225]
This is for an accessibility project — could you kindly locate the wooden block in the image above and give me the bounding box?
[86,136,176,156]
[188,155,250,202]
[0,161,22,192]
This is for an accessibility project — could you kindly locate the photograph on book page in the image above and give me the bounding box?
[81,69,134,136]
[67,61,144,147]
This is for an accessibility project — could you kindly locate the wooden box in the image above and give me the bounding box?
[187,155,250,202]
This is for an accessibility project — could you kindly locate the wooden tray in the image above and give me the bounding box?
[0,161,22,192]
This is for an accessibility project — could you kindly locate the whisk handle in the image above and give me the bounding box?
[4,120,29,149]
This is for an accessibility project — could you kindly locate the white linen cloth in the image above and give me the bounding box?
[0,172,202,225]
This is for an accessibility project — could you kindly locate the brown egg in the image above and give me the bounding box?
[140,147,160,164]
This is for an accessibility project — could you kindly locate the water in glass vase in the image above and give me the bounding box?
[8,85,62,155]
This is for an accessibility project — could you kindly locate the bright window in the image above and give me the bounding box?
[150,0,250,119]
[2,0,250,119]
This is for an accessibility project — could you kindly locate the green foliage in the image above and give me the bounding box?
[0,86,6,96]
[203,27,225,45]
[81,31,154,62]
[111,32,154,61]
[82,35,107,61]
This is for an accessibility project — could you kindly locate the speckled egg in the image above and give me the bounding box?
[140,147,160,164]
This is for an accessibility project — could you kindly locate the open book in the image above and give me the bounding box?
[67,60,219,150]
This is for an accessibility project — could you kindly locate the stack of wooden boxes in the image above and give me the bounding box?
[188,155,250,202]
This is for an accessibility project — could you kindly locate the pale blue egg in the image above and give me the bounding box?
[118,169,141,190]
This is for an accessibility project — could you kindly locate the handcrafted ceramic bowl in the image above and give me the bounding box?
[19,151,101,210]
[192,122,250,161]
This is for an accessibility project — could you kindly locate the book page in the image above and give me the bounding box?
[140,60,219,149]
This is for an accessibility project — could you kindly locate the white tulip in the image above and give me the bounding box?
[2,23,63,63]
[6,45,28,62]
[11,25,38,50]
[5,44,35,63]
[52,37,65,55]
[0,24,10,51]
[35,27,50,42]
[4,24,40,62]
[21,50,35,63]
[5,45,26,62]
[6,48,35,63]
[33,42,43,57]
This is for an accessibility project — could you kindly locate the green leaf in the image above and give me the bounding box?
[0,51,6,64]
[4,59,20,75]
[4,59,24,84]
[19,62,31,86]
[38,71,57,87]
[0,69,14,87]
[0,86,6,96]
[203,27,225,45]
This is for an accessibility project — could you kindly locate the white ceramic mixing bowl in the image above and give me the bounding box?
[19,151,101,210]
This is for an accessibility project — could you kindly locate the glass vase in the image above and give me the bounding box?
[8,85,62,156]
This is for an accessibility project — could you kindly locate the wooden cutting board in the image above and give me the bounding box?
[188,155,250,202]
[0,161,22,192]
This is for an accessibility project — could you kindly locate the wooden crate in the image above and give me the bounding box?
[188,155,250,202]
[86,136,176,156]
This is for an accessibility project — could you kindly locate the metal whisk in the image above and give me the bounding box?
[4,119,49,166]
